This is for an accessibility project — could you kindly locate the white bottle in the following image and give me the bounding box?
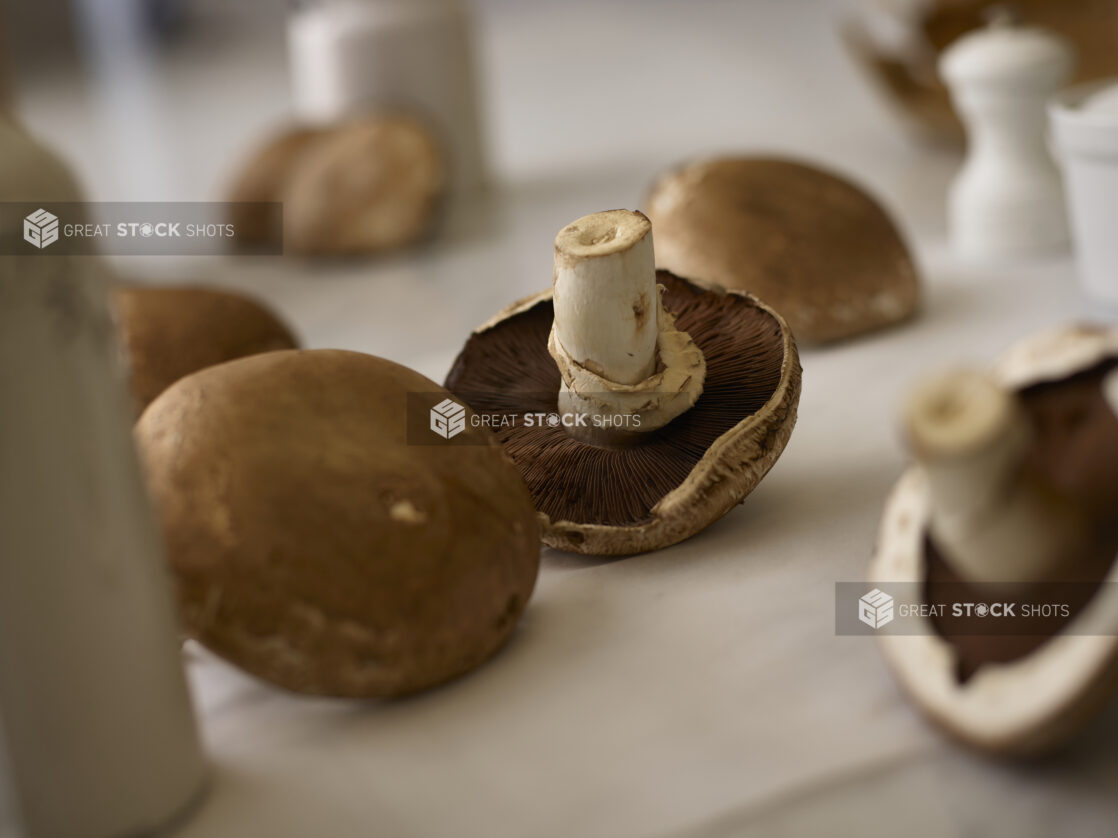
[1050,80,1118,306]
[0,120,206,838]
[940,16,1073,259]
[288,0,488,195]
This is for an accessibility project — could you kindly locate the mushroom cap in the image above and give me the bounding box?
[225,125,327,245]
[114,285,299,417]
[445,271,801,556]
[283,115,444,256]
[871,324,1118,755]
[994,322,1118,390]
[136,349,540,698]
[645,157,920,343]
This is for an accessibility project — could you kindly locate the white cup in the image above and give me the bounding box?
[1050,79,1118,307]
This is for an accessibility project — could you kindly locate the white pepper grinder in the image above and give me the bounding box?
[287,0,488,195]
[939,10,1074,259]
[0,118,206,838]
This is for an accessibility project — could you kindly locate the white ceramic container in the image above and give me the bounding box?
[940,21,1073,260]
[1050,78,1118,307]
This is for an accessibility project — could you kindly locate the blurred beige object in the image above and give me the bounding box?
[0,125,205,838]
[845,0,1118,143]
[0,260,208,838]
[872,323,1118,755]
[114,285,300,417]
[283,115,444,256]
[646,157,920,344]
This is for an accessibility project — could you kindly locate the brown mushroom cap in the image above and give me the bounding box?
[283,116,444,256]
[225,125,327,245]
[445,271,801,556]
[114,285,299,417]
[136,349,540,698]
[871,324,1118,755]
[645,157,920,343]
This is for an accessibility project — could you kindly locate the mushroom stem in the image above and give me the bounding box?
[553,210,660,384]
[548,210,706,442]
[903,369,1086,584]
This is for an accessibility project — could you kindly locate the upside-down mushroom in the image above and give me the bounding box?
[446,209,801,556]
[871,324,1118,755]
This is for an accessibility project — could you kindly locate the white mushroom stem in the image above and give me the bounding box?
[903,369,1085,584]
[549,210,705,441]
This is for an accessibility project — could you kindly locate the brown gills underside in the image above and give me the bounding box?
[445,272,786,527]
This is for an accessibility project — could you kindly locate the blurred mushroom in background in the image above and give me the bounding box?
[225,115,445,257]
[113,284,300,417]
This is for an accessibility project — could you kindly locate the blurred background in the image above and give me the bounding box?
[1,0,965,371]
[5,0,919,204]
